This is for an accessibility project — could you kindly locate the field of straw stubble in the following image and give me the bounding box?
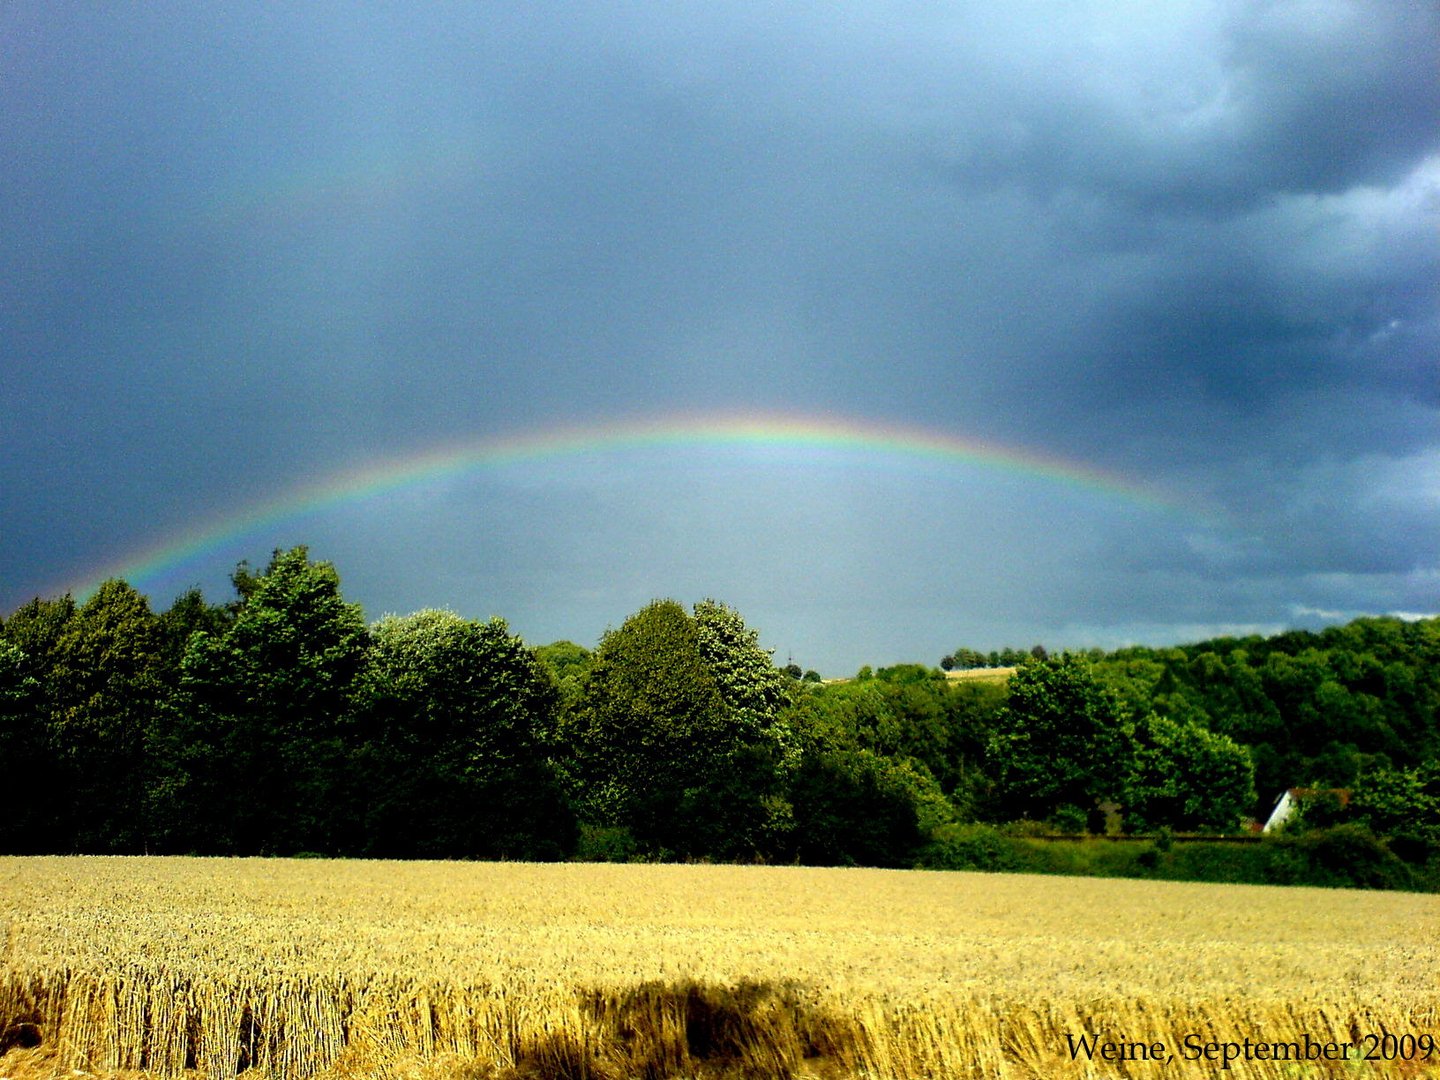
[1,857,1436,1080]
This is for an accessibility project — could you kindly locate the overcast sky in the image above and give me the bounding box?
[3,1,1437,674]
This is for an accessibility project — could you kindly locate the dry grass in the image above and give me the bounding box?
[1,857,1436,1079]
[943,667,1015,682]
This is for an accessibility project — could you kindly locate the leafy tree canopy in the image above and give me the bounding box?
[355,609,571,859]
[565,599,727,828]
[693,598,792,725]
[1124,712,1255,832]
[50,579,165,851]
[167,547,369,854]
[986,656,1129,821]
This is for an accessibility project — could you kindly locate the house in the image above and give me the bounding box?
[1262,788,1351,832]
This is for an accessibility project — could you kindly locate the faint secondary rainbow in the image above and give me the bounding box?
[66,412,1182,601]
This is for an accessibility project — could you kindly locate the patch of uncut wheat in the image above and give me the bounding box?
[73,989,1440,1079]
[2,858,1437,1079]
[3,975,1437,1078]
[10,978,1430,1080]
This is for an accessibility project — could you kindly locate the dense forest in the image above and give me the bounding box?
[2,547,1436,888]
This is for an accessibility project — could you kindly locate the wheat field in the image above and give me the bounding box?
[1,857,1436,1080]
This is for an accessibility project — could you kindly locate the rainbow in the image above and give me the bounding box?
[66,412,1180,600]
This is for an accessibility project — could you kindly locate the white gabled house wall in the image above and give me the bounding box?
[1263,789,1294,833]
[1263,787,1351,833]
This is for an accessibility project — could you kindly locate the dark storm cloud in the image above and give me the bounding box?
[920,2,1438,208]
[2,0,1436,670]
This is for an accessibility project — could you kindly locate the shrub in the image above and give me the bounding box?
[919,824,1026,872]
[1289,824,1416,891]
[576,824,640,862]
[1047,804,1089,835]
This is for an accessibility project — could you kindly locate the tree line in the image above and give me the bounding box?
[1,547,1435,882]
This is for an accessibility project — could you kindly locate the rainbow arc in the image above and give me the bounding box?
[65,411,1179,600]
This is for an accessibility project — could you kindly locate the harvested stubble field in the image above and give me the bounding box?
[0,858,1436,1080]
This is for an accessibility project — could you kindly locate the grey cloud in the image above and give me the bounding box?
[3,1,1438,671]
[916,1,1440,212]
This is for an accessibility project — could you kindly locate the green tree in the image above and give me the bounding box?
[946,648,989,671]
[535,640,592,680]
[690,599,799,855]
[353,610,574,859]
[162,547,368,855]
[564,599,796,859]
[985,656,1129,823]
[781,668,1004,820]
[692,599,795,751]
[0,594,75,711]
[534,640,592,710]
[0,596,76,852]
[881,756,961,836]
[0,639,59,853]
[1124,712,1255,832]
[49,580,166,851]
[787,747,926,867]
[1349,760,1440,864]
[564,599,729,851]
[155,587,233,670]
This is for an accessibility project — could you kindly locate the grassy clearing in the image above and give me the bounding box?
[1,857,1436,1078]
[943,666,1016,682]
